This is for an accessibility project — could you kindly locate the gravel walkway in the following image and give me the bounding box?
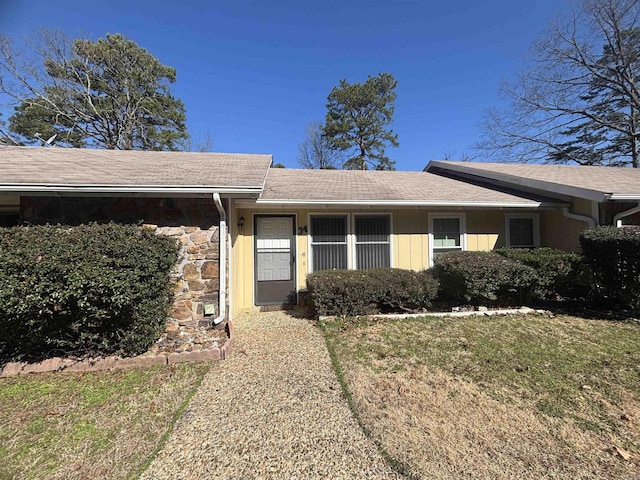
[141,310,402,479]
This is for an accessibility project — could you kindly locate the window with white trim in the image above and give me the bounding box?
[430,214,466,265]
[310,215,348,271]
[355,215,391,269]
[309,214,392,272]
[506,214,540,248]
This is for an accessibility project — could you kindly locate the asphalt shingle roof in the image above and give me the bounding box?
[427,161,640,200]
[0,146,272,189]
[260,168,559,205]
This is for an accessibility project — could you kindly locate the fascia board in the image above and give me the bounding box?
[0,184,263,196]
[240,199,567,209]
[425,161,607,203]
[608,194,640,201]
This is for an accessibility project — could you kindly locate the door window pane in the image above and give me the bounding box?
[256,217,292,281]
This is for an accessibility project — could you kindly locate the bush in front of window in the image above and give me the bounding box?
[495,247,590,301]
[0,223,179,364]
[432,251,535,305]
[580,226,640,309]
[306,268,439,317]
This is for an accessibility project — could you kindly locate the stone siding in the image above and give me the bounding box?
[20,196,224,329]
[153,224,221,327]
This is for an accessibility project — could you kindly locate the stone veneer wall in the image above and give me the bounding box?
[20,196,224,330]
[153,224,220,327]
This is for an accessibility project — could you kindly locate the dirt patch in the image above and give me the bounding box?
[323,314,640,479]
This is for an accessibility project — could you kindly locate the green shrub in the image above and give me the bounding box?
[495,247,590,300]
[432,251,534,304]
[306,268,439,317]
[0,223,179,363]
[580,226,640,309]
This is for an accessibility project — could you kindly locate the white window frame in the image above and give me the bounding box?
[428,213,467,267]
[505,213,540,248]
[308,212,394,273]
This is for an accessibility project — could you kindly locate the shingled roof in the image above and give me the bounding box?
[0,146,272,194]
[259,168,563,206]
[426,161,640,202]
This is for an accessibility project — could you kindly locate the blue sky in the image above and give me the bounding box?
[1,0,562,170]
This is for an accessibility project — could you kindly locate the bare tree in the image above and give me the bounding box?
[177,131,214,152]
[479,0,640,167]
[297,121,343,169]
[442,150,475,162]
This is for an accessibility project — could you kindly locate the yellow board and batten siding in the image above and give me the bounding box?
[230,206,591,315]
[465,210,503,252]
[541,198,595,252]
[392,209,429,271]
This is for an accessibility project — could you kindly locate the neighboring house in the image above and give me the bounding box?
[425,161,640,227]
[2,146,640,324]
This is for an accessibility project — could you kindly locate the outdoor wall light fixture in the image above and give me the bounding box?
[237,216,245,232]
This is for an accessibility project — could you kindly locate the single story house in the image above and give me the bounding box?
[2,146,640,327]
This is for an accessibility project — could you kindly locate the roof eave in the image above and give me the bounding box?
[248,199,565,208]
[608,194,640,201]
[0,184,263,197]
[426,161,607,203]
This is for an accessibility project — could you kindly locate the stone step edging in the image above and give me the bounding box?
[0,337,234,377]
[318,307,548,321]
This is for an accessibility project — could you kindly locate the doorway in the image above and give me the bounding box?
[254,215,296,305]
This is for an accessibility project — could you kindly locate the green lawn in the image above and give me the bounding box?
[0,363,209,480]
[322,313,640,479]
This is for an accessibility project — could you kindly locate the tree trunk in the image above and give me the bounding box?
[632,105,638,168]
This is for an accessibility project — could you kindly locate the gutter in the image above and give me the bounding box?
[608,194,640,201]
[249,199,562,208]
[0,184,262,196]
[613,201,640,227]
[212,193,227,325]
[562,207,596,229]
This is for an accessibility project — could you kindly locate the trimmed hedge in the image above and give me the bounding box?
[433,249,591,305]
[306,268,439,317]
[432,251,534,304]
[580,226,640,309]
[0,223,179,363]
[495,248,590,300]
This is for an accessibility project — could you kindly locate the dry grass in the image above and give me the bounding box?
[0,363,209,480]
[322,314,640,479]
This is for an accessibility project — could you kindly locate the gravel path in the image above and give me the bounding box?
[141,310,402,479]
